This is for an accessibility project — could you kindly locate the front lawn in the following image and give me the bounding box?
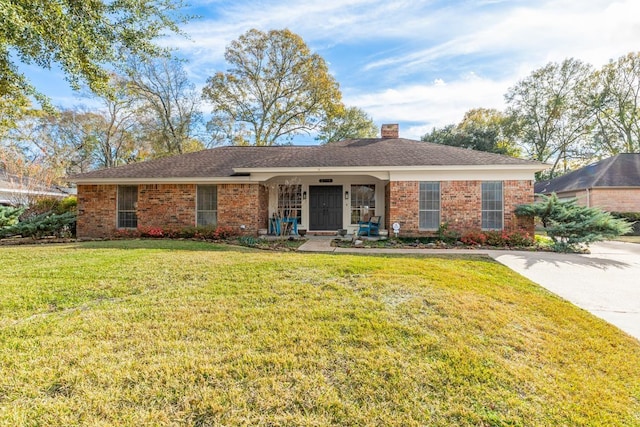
[1,241,639,426]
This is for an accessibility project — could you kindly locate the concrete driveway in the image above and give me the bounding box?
[489,241,640,341]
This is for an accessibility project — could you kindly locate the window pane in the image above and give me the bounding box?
[351,184,376,223]
[197,185,217,227]
[117,186,137,228]
[277,184,302,224]
[419,182,440,229]
[481,181,503,230]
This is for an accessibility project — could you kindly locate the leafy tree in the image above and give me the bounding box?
[505,59,595,177]
[317,106,377,143]
[422,108,520,156]
[515,193,632,252]
[202,29,342,146]
[590,52,640,155]
[0,0,189,121]
[126,57,204,156]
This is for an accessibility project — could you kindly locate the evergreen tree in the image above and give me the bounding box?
[515,193,632,252]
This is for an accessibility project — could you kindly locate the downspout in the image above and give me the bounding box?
[586,188,590,207]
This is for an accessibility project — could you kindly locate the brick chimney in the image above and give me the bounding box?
[381,123,399,139]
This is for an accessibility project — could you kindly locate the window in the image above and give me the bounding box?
[197,185,217,226]
[277,184,302,224]
[117,185,138,228]
[482,181,503,230]
[350,184,376,223]
[419,182,440,229]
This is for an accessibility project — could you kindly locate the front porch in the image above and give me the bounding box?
[262,175,388,236]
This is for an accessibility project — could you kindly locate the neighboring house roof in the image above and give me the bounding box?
[535,154,640,194]
[70,138,543,183]
[0,170,72,205]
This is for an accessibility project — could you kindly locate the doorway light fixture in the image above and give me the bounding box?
[345,190,349,200]
[302,191,307,200]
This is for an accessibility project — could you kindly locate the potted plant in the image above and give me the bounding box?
[337,229,347,237]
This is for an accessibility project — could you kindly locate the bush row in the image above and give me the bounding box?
[114,225,241,240]
[459,230,535,247]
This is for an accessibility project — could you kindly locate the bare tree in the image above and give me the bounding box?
[126,57,203,156]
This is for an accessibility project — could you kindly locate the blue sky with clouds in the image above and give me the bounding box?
[28,0,640,143]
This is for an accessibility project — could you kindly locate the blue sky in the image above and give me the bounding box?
[29,0,640,143]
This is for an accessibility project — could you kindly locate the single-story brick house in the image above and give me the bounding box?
[70,125,544,238]
[535,154,640,212]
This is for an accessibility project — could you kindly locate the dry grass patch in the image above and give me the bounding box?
[1,240,639,426]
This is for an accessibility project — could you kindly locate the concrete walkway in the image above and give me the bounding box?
[489,241,640,341]
[297,238,640,341]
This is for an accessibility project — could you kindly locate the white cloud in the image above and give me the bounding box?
[345,73,515,139]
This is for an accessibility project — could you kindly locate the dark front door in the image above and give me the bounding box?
[309,186,343,230]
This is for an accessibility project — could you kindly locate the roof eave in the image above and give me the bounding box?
[70,176,259,185]
[233,164,545,174]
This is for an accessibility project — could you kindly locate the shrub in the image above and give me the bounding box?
[114,228,140,239]
[56,196,77,214]
[139,227,164,238]
[0,211,76,239]
[0,206,25,228]
[504,231,534,247]
[460,230,487,246]
[484,230,508,247]
[437,222,460,244]
[516,194,632,252]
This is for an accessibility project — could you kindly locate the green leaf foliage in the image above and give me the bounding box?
[317,106,378,143]
[0,205,25,228]
[0,0,190,124]
[515,193,632,252]
[202,29,343,146]
[422,108,520,156]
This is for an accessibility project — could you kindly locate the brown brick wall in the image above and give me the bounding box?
[441,180,482,230]
[388,181,421,232]
[583,188,640,212]
[388,180,535,236]
[77,184,117,238]
[137,184,196,229]
[77,182,269,238]
[504,180,535,233]
[218,183,265,234]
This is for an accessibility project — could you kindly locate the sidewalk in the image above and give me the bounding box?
[297,237,640,341]
[297,237,491,255]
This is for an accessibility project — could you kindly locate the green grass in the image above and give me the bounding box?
[1,240,639,426]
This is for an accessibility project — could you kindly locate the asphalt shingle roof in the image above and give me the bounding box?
[71,138,542,181]
[535,154,640,194]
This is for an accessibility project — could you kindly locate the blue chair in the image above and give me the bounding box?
[269,216,298,235]
[357,215,381,237]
